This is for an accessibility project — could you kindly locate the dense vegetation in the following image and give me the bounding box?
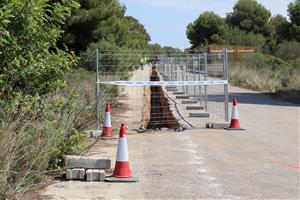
[0,0,160,198]
[187,0,300,103]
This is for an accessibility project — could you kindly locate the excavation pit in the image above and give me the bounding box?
[145,67,182,130]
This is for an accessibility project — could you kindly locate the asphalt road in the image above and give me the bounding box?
[41,68,300,200]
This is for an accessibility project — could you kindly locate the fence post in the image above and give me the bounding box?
[198,54,202,105]
[223,49,229,122]
[204,52,208,112]
[181,57,185,92]
[95,49,100,131]
[193,55,196,97]
[185,56,189,95]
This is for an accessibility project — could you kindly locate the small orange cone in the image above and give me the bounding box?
[113,123,131,178]
[225,97,245,130]
[102,103,113,137]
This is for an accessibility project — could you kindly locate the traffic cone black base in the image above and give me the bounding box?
[224,127,246,131]
[105,175,139,182]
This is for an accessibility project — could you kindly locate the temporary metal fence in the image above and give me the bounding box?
[93,49,229,131]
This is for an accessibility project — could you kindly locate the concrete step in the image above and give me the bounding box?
[182,100,198,104]
[186,106,204,110]
[173,92,185,95]
[176,95,190,100]
[167,88,178,92]
[189,113,210,118]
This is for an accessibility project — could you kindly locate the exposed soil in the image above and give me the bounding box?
[146,67,181,129]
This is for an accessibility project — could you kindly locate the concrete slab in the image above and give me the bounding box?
[186,106,204,110]
[176,96,190,100]
[86,169,105,182]
[182,100,198,104]
[65,155,111,169]
[66,168,85,180]
[189,113,210,118]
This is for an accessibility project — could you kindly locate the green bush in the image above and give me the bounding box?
[48,129,86,170]
[230,52,300,103]
[275,41,300,62]
[224,28,266,48]
[242,52,290,70]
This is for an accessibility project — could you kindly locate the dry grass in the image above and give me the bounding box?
[229,65,300,103]
[0,68,118,199]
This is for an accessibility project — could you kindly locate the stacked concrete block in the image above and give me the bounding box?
[65,155,111,182]
[65,155,111,169]
[66,168,85,180]
[86,169,105,182]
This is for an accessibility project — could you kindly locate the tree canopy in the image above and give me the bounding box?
[186,0,300,50]
[226,0,271,34]
[0,0,78,101]
[288,0,300,41]
[186,12,227,48]
[60,0,150,53]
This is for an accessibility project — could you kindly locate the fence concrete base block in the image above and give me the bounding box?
[65,155,111,169]
[100,136,119,140]
[186,106,204,110]
[173,92,185,95]
[189,113,210,118]
[66,168,85,180]
[105,176,139,183]
[86,169,105,182]
[224,127,246,131]
[90,130,101,137]
[167,88,178,92]
[182,100,198,104]
[166,86,177,89]
[176,95,190,100]
[206,122,230,129]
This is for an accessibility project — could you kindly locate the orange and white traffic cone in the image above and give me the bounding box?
[112,123,131,178]
[106,123,138,182]
[102,103,113,137]
[225,97,245,130]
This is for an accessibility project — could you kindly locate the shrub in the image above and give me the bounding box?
[275,41,300,62]
[0,68,118,198]
[242,52,290,70]
[224,28,266,48]
[229,52,300,103]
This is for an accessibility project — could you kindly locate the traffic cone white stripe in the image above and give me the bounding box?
[116,137,129,162]
[231,106,239,119]
[104,112,111,127]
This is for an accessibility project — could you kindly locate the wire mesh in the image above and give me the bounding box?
[93,49,229,130]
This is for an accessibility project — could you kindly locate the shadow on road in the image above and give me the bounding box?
[207,92,299,107]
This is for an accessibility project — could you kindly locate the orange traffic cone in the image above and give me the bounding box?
[113,123,131,178]
[105,123,138,182]
[102,103,113,137]
[225,97,245,130]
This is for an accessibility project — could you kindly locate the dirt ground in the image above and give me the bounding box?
[39,66,299,200]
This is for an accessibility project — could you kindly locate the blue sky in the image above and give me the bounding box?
[119,0,294,49]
